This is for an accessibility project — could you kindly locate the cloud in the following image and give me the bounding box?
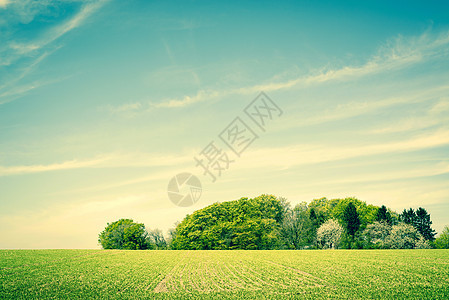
[429,97,449,114]
[5,0,108,57]
[49,170,178,196]
[0,0,109,103]
[320,161,449,186]
[0,151,193,176]
[144,30,449,109]
[0,74,70,105]
[0,0,10,9]
[151,89,224,108]
[368,94,449,134]
[231,129,449,171]
[0,155,113,176]
[105,102,142,113]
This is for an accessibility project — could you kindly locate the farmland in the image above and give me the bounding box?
[1,250,448,299]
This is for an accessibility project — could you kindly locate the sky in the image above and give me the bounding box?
[1,0,449,249]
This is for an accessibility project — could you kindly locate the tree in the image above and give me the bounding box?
[280,202,314,249]
[400,207,436,241]
[385,223,426,249]
[148,229,167,249]
[328,198,378,232]
[342,202,360,238]
[415,236,432,249]
[434,226,449,249]
[316,219,343,249]
[363,221,391,249]
[98,219,151,250]
[376,205,392,225]
[171,194,285,250]
[414,207,436,241]
[399,208,416,225]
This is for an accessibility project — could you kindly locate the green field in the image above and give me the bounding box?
[1,250,448,299]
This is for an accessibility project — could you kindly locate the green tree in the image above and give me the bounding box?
[328,197,378,231]
[171,194,285,250]
[342,202,360,238]
[434,226,449,249]
[98,219,152,250]
[376,205,392,225]
[399,208,416,224]
[400,207,436,241]
[279,202,314,249]
[414,207,436,241]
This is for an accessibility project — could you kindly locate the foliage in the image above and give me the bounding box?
[415,236,432,249]
[309,197,378,231]
[148,229,167,249]
[98,219,152,250]
[363,221,391,249]
[342,202,361,238]
[171,194,285,250]
[316,219,344,249]
[414,207,436,241]
[279,201,314,249]
[399,207,436,241]
[375,205,392,225]
[99,197,436,251]
[385,223,426,249]
[399,208,416,224]
[434,226,449,249]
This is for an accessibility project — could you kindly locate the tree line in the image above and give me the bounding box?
[98,194,449,250]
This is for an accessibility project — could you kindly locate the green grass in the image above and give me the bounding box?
[1,250,448,299]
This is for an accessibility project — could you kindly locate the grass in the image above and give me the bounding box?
[1,249,448,299]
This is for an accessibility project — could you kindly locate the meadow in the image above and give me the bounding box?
[1,249,448,299]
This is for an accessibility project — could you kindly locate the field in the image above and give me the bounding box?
[1,250,448,299]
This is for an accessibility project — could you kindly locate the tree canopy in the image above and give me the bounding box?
[171,194,285,250]
[342,202,361,238]
[376,205,392,225]
[400,207,436,241]
[434,226,449,249]
[98,195,439,250]
[98,219,149,250]
[98,219,167,250]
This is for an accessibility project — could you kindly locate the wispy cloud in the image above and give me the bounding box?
[105,102,142,113]
[0,74,72,105]
[141,29,449,109]
[0,155,113,176]
[0,0,109,103]
[232,129,449,171]
[0,151,193,176]
[2,0,108,58]
[0,0,10,9]
[151,89,224,108]
[369,95,449,134]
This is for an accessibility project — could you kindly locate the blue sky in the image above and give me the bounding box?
[1,0,449,248]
